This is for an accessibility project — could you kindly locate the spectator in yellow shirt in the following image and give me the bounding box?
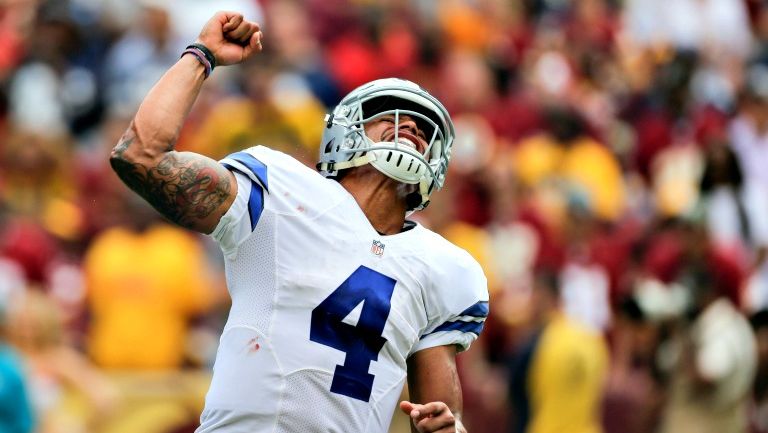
[84,213,215,369]
[508,270,609,433]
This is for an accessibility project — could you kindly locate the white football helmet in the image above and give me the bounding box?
[317,78,455,211]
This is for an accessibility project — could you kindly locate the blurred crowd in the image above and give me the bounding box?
[3,0,768,432]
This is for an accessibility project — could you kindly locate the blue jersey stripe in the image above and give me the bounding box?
[423,320,485,337]
[221,164,265,231]
[459,301,489,318]
[247,181,265,230]
[225,151,269,191]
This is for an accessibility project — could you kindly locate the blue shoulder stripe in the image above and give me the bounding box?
[221,162,266,231]
[225,151,269,192]
[246,181,265,230]
[460,301,489,318]
[423,320,485,337]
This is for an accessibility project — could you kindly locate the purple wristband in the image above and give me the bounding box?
[182,48,212,78]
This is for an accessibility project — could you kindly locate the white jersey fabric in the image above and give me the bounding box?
[198,146,489,433]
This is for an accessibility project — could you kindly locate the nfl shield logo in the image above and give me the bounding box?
[371,240,385,257]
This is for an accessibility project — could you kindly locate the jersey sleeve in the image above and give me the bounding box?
[209,148,270,258]
[412,247,489,355]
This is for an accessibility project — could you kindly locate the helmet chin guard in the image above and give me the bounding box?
[317,78,455,212]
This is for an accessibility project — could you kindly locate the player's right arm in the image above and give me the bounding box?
[401,345,467,433]
[109,12,263,234]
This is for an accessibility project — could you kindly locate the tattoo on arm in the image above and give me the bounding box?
[110,123,232,230]
[112,123,137,160]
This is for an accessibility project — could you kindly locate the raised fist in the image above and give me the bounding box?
[196,11,262,66]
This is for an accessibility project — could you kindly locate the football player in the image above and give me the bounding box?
[110,11,488,433]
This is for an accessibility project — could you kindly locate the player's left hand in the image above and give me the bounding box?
[399,400,462,433]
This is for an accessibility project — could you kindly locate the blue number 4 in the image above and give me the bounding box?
[310,266,396,402]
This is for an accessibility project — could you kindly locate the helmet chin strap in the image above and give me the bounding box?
[316,153,377,172]
[317,135,381,172]
[318,135,425,175]
[318,134,432,210]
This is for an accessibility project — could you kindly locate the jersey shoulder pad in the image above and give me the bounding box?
[212,146,344,255]
[412,228,489,354]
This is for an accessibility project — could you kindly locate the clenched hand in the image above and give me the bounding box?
[196,11,262,66]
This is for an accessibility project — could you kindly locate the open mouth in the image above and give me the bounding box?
[396,137,418,150]
[386,132,425,155]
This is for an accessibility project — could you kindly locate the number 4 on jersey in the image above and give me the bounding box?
[310,266,396,402]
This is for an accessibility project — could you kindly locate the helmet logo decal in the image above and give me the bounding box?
[324,138,336,153]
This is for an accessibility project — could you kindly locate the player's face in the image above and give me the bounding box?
[364,114,429,156]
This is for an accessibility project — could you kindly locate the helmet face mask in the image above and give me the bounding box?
[318,78,455,212]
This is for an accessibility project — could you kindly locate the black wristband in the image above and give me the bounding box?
[187,43,217,71]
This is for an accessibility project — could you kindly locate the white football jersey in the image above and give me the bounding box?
[199,146,489,433]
